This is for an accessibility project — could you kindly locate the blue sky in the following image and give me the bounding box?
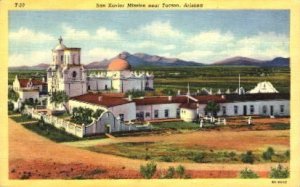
[9,10,289,66]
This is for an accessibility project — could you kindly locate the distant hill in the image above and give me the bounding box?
[84,51,204,69]
[9,53,289,71]
[213,56,289,67]
[9,63,49,71]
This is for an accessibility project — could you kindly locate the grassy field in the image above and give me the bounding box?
[84,142,289,164]
[9,66,290,93]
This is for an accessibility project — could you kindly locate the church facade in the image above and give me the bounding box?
[47,37,154,100]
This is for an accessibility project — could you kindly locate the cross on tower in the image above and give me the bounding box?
[58,36,63,44]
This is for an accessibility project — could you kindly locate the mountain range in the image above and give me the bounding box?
[9,52,289,70]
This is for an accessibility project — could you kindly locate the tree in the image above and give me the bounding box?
[92,109,104,119]
[269,164,289,178]
[8,101,14,111]
[175,165,186,178]
[50,91,69,112]
[140,161,157,179]
[8,88,19,102]
[241,151,255,164]
[204,101,220,116]
[71,107,94,125]
[239,168,259,178]
[262,147,275,160]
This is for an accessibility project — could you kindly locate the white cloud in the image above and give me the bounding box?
[187,30,234,48]
[9,51,50,66]
[9,27,55,43]
[179,31,289,63]
[95,27,120,40]
[62,24,90,40]
[62,24,121,42]
[133,20,183,38]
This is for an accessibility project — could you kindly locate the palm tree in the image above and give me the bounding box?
[204,101,220,117]
[50,91,69,113]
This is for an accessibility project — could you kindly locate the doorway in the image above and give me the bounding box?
[270,106,274,116]
[243,105,247,116]
[104,124,111,133]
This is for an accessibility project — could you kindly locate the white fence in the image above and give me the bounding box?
[25,108,84,138]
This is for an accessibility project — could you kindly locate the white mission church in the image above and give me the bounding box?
[12,37,290,137]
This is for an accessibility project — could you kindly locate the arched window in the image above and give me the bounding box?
[72,71,77,78]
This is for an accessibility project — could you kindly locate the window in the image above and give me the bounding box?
[165,109,169,118]
[154,110,159,118]
[222,106,226,116]
[280,105,284,113]
[262,105,267,115]
[119,114,124,122]
[72,71,77,78]
[61,55,63,62]
[234,105,238,115]
[145,112,150,117]
[250,105,254,114]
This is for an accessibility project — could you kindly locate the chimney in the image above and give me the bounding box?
[168,96,172,101]
[98,96,102,102]
[128,95,132,101]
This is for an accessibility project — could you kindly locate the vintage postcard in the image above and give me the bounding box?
[0,0,300,187]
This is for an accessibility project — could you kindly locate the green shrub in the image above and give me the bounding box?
[175,165,185,178]
[262,147,275,160]
[164,166,175,179]
[229,151,236,157]
[241,151,255,164]
[269,164,289,178]
[140,161,157,179]
[239,168,259,178]
[8,101,14,111]
[160,155,173,162]
[192,152,205,163]
[285,150,290,159]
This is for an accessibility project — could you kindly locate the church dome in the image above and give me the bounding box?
[53,36,67,51]
[107,58,131,71]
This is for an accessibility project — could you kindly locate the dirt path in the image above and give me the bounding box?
[9,118,289,179]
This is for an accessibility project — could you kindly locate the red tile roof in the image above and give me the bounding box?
[70,93,132,107]
[18,79,46,88]
[133,96,188,105]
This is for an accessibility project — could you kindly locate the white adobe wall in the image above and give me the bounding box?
[18,90,39,101]
[87,78,112,91]
[109,102,136,121]
[68,99,136,122]
[195,100,289,117]
[218,100,289,116]
[180,108,197,122]
[122,79,144,93]
[136,103,181,120]
[112,79,121,92]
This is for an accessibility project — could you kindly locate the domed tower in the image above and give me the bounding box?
[47,37,87,100]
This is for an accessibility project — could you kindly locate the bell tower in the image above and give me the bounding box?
[47,37,87,99]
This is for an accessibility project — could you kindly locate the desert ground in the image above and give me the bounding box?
[9,116,289,179]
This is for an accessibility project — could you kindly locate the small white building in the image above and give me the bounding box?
[248,81,279,94]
